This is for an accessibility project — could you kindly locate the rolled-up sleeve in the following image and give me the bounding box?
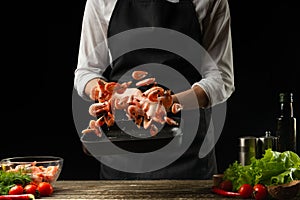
[74,0,111,101]
[192,0,235,107]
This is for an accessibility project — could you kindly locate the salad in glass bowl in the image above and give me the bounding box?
[0,156,63,184]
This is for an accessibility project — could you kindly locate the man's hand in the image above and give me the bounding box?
[85,78,107,101]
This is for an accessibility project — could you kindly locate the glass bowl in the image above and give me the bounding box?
[0,156,63,184]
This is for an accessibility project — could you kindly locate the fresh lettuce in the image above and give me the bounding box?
[223,149,300,191]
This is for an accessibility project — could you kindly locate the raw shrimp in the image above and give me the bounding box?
[132,70,148,80]
[136,77,156,87]
[82,70,182,137]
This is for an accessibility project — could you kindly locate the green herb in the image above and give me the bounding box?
[0,170,32,195]
[223,149,300,191]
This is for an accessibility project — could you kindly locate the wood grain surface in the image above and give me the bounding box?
[44,180,242,199]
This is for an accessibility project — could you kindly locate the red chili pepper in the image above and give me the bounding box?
[0,194,35,200]
[212,186,241,197]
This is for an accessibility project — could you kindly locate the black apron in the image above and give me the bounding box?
[100,0,217,179]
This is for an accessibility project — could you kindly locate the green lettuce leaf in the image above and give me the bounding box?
[223,149,300,191]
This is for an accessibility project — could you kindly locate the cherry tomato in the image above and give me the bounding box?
[238,184,253,198]
[37,182,53,197]
[8,185,24,195]
[219,180,233,191]
[24,184,37,195]
[253,184,268,200]
[28,181,38,187]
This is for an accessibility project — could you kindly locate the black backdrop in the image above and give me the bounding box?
[1,0,299,180]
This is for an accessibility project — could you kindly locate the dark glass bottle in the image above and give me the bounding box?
[275,93,297,152]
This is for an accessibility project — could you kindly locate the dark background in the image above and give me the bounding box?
[1,0,299,180]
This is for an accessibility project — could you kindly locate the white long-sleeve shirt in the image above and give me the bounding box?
[74,0,235,107]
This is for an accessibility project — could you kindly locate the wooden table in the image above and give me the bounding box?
[44,180,244,200]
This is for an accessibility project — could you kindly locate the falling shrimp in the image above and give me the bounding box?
[82,70,182,137]
[136,77,156,87]
[171,103,183,114]
[132,70,148,80]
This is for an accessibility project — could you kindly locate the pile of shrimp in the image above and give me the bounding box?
[6,163,59,184]
[82,70,183,137]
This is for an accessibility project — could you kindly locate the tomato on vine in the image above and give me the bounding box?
[238,184,253,198]
[8,185,24,195]
[253,184,268,200]
[219,180,233,191]
[24,184,38,196]
[37,182,53,197]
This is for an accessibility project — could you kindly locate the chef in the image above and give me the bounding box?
[74,0,235,180]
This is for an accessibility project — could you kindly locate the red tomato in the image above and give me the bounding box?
[8,185,24,195]
[37,182,53,197]
[24,184,37,195]
[219,180,233,191]
[253,184,268,200]
[238,184,253,198]
[29,181,38,187]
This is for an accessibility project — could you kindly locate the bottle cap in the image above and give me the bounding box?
[279,92,293,103]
